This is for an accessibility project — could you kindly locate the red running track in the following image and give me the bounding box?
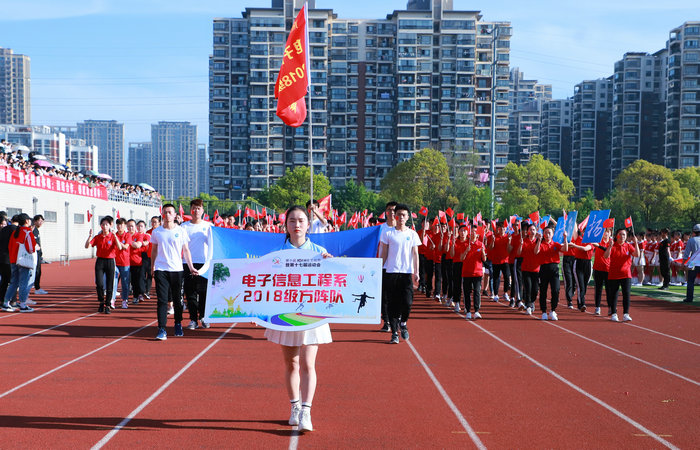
[0,259,698,449]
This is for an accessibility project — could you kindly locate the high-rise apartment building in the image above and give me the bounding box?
[665,21,700,169]
[0,48,31,125]
[507,68,552,165]
[610,51,667,182]
[540,99,573,178]
[128,142,153,186]
[151,121,200,199]
[571,78,613,198]
[198,143,209,196]
[209,0,511,200]
[77,120,125,181]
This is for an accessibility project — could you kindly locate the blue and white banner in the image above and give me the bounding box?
[582,210,610,244]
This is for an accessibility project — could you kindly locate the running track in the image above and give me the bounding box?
[1,259,698,449]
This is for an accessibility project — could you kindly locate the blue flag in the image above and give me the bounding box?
[582,210,610,244]
[564,211,578,243]
[552,216,566,244]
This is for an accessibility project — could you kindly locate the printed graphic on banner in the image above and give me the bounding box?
[552,216,566,244]
[204,250,382,330]
[582,210,610,244]
[0,166,108,199]
[563,211,578,243]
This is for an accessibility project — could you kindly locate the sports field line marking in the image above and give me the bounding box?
[0,293,93,320]
[91,324,236,450]
[0,320,156,400]
[623,323,700,347]
[0,312,98,348]
[463,318,679,450]
[406,339,487,450]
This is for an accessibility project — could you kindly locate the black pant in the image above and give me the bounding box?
[381,269,389,322]
[418,254,427,290]
[483,260,493,294]
[441,257,452,298]
[184,263,208,322]
[539,263,560,312]
[575,259,592,308]
[452,262,463,305]
[155,270,184,328]
[385,273,413,333]
[562,255,576,306]
[659,258,671,288]
[0,262,11,303]
[511,258,523,302]
[606,278,631,315]
[492,263,511,297]
[423,259,434,297]
[433,262,442,298]
[522,271,539,307]
[94,257,115,306]
[593,270,608,309]
[462,277,482,312]
[142,254,152,295]
[130,265,144,298]
[34,258,42,290]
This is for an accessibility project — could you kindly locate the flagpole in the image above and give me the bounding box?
[305,3,314,205]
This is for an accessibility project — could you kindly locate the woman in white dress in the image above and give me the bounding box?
[264,205,332,432]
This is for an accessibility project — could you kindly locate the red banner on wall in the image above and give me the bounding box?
[0,166,108,200]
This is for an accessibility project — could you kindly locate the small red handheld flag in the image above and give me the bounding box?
[579,214,590,231]
[603,218,615,228]
[419,206,428,216]
[274,4,310,127]
[624,216,633,228]
[87,210,93,222]
[456,213,464,221]
[411,212,417,219]
[529,211,539,225]
[445,207,454,218]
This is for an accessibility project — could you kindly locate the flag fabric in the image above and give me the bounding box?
[419,206,428,216]
[279,212,287,223]
[445,207,454,218]
[491,220,497,230]
[379,212,385,220]
[87,210,93,222]
[234,209,241,218]
[457,213,464,221]
[203,214,210,222]
[432,217,439,227]
[317,194,332,215]
[579,214,590,231]
[116,210,121,219]
[178,204,184,218]
[339,211,347,225]
[274,4,310,127]
[411,212,417,219]
[529,211,539,225]
[449,218,456,228]
[244,207,256,219]
[603,218,615,228]
[475,212,482,224]
[438,210,447,224]
[625,216,633,228]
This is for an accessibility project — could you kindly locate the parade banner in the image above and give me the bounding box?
[563,211,578,243]
[552,216,566,244]
[203,249,382,330]
[582,209,610,244]
[0,166,108,200]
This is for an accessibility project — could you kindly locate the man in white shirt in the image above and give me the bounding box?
[306,199,328,234]
[377,201,397,332]
[150,204,198,341]
[378,203,421,344]
[181,199,214,330]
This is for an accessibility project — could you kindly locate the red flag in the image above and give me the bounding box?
[116,210,121,219]
[244,207,255,219]
[475,211,482,224]
[279,212,286,223]
[624,216,633,228]
[234,209,241,218]
[419,206,428,216]
[603,218,615,228]
[540,220,547,230]
[339,211,347,224]
[503,219,508,228]
[445,207,454,218]
[379,212,386,220]
[203,214,210,221]
[87,210,93,222]
[510,215,516,225]
[529,211,539,225]
[432,217,439,227]
[491,220,497,230]
[261,207,267,218]
[449,218,456,228]
[579,214,590,231]
[317,194,332,215]
[178,204,184,218]
[411,212,417,219]
[456,213,464,221]
[439,211,447,224]
[274,4,310,127]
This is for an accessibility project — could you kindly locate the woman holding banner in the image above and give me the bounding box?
[603,228,640,322]
[517,222,540,315]
[264,205,332,433]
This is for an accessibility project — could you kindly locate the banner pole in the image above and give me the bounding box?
[305,3,313,205]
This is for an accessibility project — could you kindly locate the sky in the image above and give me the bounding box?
[1,0,698,146]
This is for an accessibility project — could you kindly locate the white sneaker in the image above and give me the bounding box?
[492,295,499,302]
[504,293,510,302]
[517,301,525,311]
[526,307,532,315]
[299,408,313,432]
[1,303,17,312]
[289,403,301,426]
[541,312,548,320]
[34,289,48,295]
[474,312,482,319]
[622,313,632,322]
[549,311,558,321]
[594,307,601,315]
[465,312,472,320]
[168,306,174,315]
[454,303,460,313]
[567,304,575,309]
[26,299,37,305]
[611,313,619,322]
[110,299,115,309]
[121,300,128,309]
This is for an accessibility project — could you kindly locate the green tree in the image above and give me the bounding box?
[380,148,454,213]
[212,263,230,286]
[571,189,603,221]
[673,166,700,226]
[332,180,383,215]
[497,154,574,218]
[255,166,331,211]
[610,160,693,229]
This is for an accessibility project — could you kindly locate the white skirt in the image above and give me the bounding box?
[265,323,332,347]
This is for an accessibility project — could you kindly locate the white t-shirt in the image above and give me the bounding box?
[311,218,327,234]
[180,220,214,274]
[380,227,421,274]
[151,225,190,272]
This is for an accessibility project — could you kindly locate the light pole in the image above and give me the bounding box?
[489,24,500,219]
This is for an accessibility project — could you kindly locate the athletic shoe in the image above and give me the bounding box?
[98,304,104,313]
[474,312,482,319]
[174,323,184,337]
[201,321,211,329]
[19,305,34,313]
[168,306,175,315]
[622,313,632,322]
[145,293,151,299]
[26,299,37,305]
[104,307,111,315]
[121,300,128,309]
[611,313,619,322]
[541,312,548,321]
[492,295,499,302]
[504,293,510,303]
[156,328,167,340]
[579,305,587,312]
[659,286,669,290]
[594,307,601,315]
[454,303,460,313]
[2,303,17,312]
[400,325,409,340]
[549,311,558,321]
[34,289,48,295]
[509,300,515,308]
[133,297,140,304]
[435,294,440,302]
[187,320,198,330]
[526,307,533,315]
[567,304,575,309]
[299,408,313,432]
[289,403,301,426]
[390,333,399,344]
[380,322,390,332]
[465,312,472,320]
[110,299,115,309]
[607,308,612,316]
[517,301,525,311]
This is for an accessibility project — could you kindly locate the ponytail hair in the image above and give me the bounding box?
[13,213,31,239]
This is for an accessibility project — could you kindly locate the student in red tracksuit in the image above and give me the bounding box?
[517,223,540,315]
[85,216,127,314]
[604,228,640,322]
[509,223,524,307]
[534,227,568,320]
[458,226,487,320]
[568,233,594,312]
[2,213,36,313]
[590,228,612,315]
[128,219,145,304]
[488,222,512,305]
[449,224,469,313]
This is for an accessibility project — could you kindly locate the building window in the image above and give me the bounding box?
[74,213,85,224]
[44,211,57,223]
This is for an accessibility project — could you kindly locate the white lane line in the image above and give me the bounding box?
[545,321,700,387]
[92,324,236,450]
[288,426,299,450]
[0,294,93,320]
[0,312,99,347]
[466,318,679,450]
[0,320,156,400]
[406,340,487,450]
[624,323,700,347]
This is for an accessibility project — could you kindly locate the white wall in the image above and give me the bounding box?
[1,183,160,262]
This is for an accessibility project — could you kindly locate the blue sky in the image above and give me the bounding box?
[1,0,697,145]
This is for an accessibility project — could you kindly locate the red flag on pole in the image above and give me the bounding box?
[379,212,385,220]
[603,218,615,228]
[87,210,93,222]
[624,216,633,228]
[116,210,121,219]
[456,213,464,221]
[419,206,428,216]
[529,211,539,225]
[178,204,184,218]
[317,194,331,215]
[579,214,590,231]
[445,207,454,218]
[274,4,310,127]
[411,212,417,219]
[475,211,482,224]
[439,210,447,224]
